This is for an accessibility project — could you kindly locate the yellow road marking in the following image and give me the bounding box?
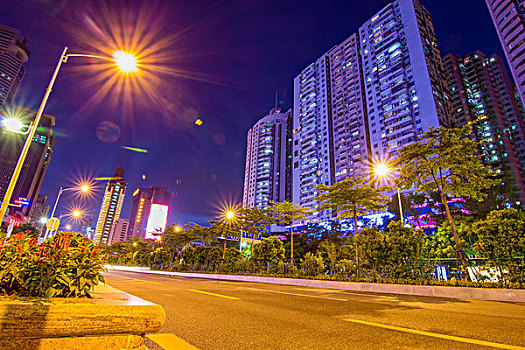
[108,278,161,285]
[186,289,240,300]
[246,287,347,302]
[147,333,200,350]
[344,318,525,349]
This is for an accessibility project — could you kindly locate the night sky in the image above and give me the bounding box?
[1,0,505,228]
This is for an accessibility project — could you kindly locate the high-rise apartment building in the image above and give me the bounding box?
[485,0,525,108]
[243,107,292,209]
[128,186,170,239]
[292,0,451,221]
[443,51,525,202]
[108,218,129,245]
[0,24,29,111]
[0,106,54,217]
[94,166,126,245]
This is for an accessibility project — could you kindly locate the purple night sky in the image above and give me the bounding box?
[0,0,504,228]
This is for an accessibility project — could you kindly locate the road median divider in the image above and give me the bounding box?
[106,265,525,303]
[0,283,166,350]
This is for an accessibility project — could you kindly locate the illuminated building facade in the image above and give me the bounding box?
[0,24,29,111]
[443,51,525,203]
[485,0,525,108]
[0,106,54,217]
[292,0,452,221]
[127,186,170,239]
[93,166,126,245]
[243,107,292,209]
[28,194,49,229]
[108,218,129,245]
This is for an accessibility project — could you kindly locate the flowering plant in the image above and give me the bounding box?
[0,231,105,297]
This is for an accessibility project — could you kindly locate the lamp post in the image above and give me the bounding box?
[222,210,236,260]
[374,163,404,225]
[43,185,90,239]
[0,47,137,224]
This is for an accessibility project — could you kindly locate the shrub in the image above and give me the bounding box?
[0,231,105,298]
[473,208,525,283]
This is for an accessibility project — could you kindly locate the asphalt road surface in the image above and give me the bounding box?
[104,270,525,350]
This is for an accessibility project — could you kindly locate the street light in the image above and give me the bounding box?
[1,117,29,134]
[44,184,91,239]
[373,162,404,225]
[0,46,138,224]
[113,51,137,72]
[72,210,82,218]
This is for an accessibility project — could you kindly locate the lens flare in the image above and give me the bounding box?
[2,117,25,132]
[113,51,137,72]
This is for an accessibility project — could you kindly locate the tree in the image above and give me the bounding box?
[423,216,476,259]
[472,208,525,283]
[394,123,498,274]
[183,222,216,247]
[268,201,313,266]
[318,240,338,276]
[315,176,389,278]
[238,206,272,258]
[253,236,286,267]
[464,169,521,220]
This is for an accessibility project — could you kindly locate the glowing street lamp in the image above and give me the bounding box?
[72,210,82,218]
[65,224,72,231]
[1,117,28,134]
[44,184,92,239]
[0,46,138,224]
[113,51,137,72]
[226,211,235,220]
[374,162,404,225]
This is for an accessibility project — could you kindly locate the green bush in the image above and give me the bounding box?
[0,231,105,298]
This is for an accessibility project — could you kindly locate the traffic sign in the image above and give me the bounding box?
[46,217,60,232]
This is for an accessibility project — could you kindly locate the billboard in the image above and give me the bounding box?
[145,203,169,240]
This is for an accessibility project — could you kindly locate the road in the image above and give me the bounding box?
[104,270,525,350]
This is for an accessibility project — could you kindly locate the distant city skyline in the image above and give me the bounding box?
[0,0,512,225]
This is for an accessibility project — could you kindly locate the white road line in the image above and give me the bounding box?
[245,287,348,301]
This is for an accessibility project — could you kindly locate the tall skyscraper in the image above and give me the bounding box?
[0,106,55,217]
[0,24,29,111]
[443,51,525,202]
[108,218,129,245]
[94,166,126,245]
[28,194,49,228]
[128,186,170,239]
[485,0,525,108]
[292,0,452,221]
[243,107,293,209]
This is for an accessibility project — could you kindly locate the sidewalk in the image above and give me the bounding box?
[105,265,525,303]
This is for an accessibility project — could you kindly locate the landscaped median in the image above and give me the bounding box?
[0,282,166,350]
[0,231,166,350]
[106,265,525,303]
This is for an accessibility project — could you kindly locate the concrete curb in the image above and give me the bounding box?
[106,265,525,303]
[0,283,166,349]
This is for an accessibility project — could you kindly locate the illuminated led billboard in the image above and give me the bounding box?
[145,203,169,240]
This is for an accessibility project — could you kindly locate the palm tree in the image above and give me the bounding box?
[268,201,313,266]
[315,176,388,278]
